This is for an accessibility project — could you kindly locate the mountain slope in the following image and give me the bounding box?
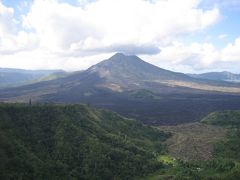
[1,53,240,125]
[87,53,240,93]
[88,53,190,88]
[0,103,169,179]
[1,53,240,101]
[201,110,240,178]
[189,71,240,82]
[146,111,240,179]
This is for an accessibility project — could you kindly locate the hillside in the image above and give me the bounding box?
[158,122,226,161]
[88,53,191,90]
[88,53,240,92]
[201,110,240,127]
[1,103,240,179]
[0,103,169,179]
[145,111,240,179]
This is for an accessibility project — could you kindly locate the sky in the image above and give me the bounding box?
[0,0,240,73]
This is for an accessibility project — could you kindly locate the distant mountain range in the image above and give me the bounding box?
[0,68,67,88]
[188,71,240,82]
[1,53,240,125]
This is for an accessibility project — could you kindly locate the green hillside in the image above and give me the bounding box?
[2,104,240,180]
[201,110,240,127]
[0,104,169,180]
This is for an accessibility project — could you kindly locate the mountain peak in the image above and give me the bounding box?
[112,52,126,57]
[88,52,141,74]
[110,52,139,61]
[87,51,189,83]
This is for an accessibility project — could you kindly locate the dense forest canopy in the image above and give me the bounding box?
[0,104,169,179]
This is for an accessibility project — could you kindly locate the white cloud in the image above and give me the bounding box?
[0,2,38,54]
[1,0,235,73]
[141,41,220,72]
[142,37,240,73]
[0,2,15,35]
[21,0,220,54]
[0,48,113,70]
[222,37,240,62]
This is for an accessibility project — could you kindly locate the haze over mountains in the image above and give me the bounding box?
[0,68,67,88]
[189,71,240,82]
[1,53,240,125]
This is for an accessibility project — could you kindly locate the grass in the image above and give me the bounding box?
[157,155,176,166]
[143,172,175,180]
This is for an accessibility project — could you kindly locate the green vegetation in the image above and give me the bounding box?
[2,104,240,179]
[0,103,170,180]
[174,111,240,179]
[202,110,240,164]
[201,110,240,127]
[144,111,240,179]
[128,89,161,100]
[157,155,176,166]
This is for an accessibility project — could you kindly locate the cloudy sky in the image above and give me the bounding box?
[0,0,240,73]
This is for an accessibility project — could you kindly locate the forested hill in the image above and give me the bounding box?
[0,104,169,180]
[201,110,240,127]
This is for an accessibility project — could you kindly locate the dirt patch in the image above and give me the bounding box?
[158,122,226,161]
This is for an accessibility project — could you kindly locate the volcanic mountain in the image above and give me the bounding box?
[1,53,240,125]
